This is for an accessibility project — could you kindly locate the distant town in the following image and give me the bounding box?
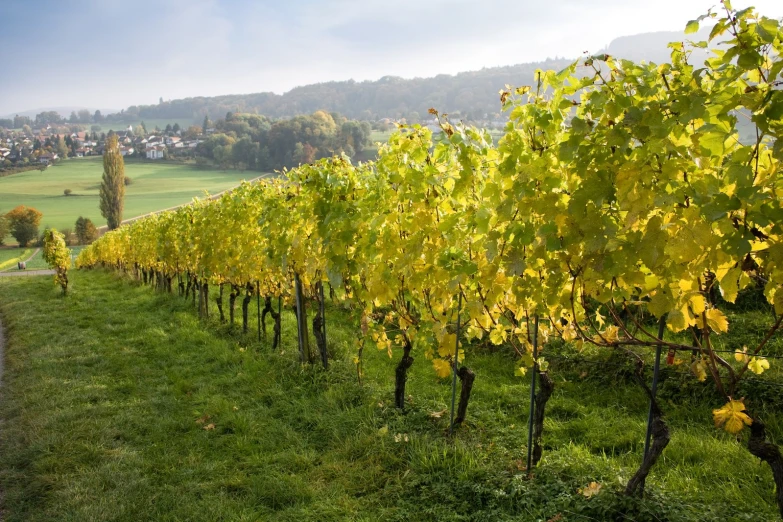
[0,113,208,174]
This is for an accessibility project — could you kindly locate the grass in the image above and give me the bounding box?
[0,157,267,239]
[0,271,779,521]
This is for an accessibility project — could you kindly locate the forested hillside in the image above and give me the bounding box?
[106,27,712,124]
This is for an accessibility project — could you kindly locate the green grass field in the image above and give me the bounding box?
[0,271,779,521]
[0,157,266,239]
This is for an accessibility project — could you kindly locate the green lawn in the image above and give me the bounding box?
[0,157,267,239]
[0,271,779,521]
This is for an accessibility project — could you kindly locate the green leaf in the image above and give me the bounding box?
[685,20,700,34]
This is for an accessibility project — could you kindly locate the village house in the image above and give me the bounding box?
[38,153,58,165]
[146,145,165,160]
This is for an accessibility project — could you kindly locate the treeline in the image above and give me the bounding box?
[194,111,371,171]
[109,60,573,124]
[0,110,107,129]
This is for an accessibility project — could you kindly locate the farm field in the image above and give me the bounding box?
[0,270,779,521]
[0,157,267,236]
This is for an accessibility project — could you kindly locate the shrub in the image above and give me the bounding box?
[64,188,72,196]
[124,176,133,186]
[60,228,74,246]
[75,216,98,245]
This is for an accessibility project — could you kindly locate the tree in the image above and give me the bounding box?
[93,110,103,123]
[172,123,180,134]
[184,125,202,139]
[100,134,125,230]
[56,137,69,158]
[75,216,98,244]
[78,109,91,124]
[203,115,210,135]
[5,205,43,247]
[14,115,32,128]
[0,214,10,245]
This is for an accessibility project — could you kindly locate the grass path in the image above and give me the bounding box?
[0,271,779,521]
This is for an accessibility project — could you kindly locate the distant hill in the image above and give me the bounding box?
[602,26,713,65]
[11,27,718,125]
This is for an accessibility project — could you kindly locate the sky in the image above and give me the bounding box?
[1,0,782,116]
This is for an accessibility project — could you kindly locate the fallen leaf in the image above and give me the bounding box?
[429,409,447,419]
[578,481,602,498]
[203,423,216,431]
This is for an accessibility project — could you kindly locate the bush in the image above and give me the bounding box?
[60,228,74,245]
[64,188,72,196]
[75,216,99,245]
[124,176,133,186]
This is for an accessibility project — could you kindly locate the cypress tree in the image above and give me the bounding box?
[99,134,125,230]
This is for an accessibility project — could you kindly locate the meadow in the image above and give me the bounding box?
[0,157,267,237]
[0,270,779,521]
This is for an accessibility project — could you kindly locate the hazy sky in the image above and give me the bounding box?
[1,0,781,115]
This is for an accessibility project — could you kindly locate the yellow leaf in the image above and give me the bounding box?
[489,323,507,345]
[705,308,729,334]
[515,366,527,377]
[691,359,707,382]
[713,400,752,434]
[748,357,770,375]
[578,482,602,498]
[667,309,688,332]
[602,325,620,343]
[438,333,457,358]
[432,359,452,378]
[689,294,706,315]
[594,308,605,328]
[734,346,748,363]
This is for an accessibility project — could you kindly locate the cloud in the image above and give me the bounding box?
[1,0,781,115]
